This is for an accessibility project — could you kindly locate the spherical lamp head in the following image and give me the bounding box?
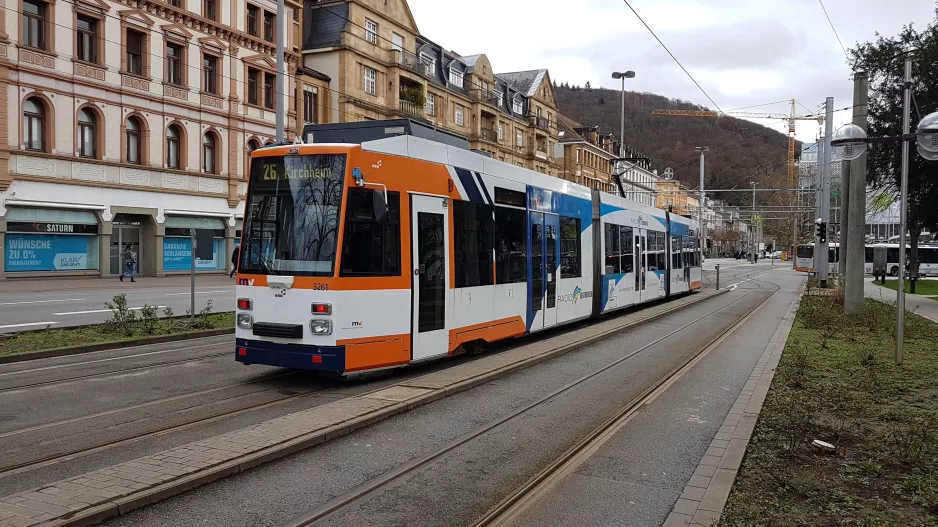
[831,123,867,161]
[917,142,938,161]
[916,111,938,154]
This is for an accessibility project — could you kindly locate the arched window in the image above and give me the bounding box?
[202,132,217,174]
[166,124,182,169]
[247,139,260,153]
[77,108,97,158]
[24,97,45,151]
[126,117,142,164]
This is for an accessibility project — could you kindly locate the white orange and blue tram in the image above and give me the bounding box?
[234,121,701,376]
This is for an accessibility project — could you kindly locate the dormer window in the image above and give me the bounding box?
[496,91,503,107]
[512,99,523,114]
[448,67,463,88]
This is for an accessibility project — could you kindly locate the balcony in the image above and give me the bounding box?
[390,49,430,78]
[477,128,497,143]
[530,116,551,133]
[527,144,549,160]
[469,88,500,107]
[399,99,424,118]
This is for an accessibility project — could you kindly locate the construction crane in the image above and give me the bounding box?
[651,100,823,186]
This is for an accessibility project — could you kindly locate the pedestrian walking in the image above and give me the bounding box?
[119,243,137,282]
[230,244,240,278]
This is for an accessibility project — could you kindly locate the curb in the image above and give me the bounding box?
[3,289,728,527]
[663,282,805,527]
[0,329,234,365]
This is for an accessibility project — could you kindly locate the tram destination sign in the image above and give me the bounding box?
[7,222,99,234]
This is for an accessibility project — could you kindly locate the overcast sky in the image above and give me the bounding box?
[407,0,936,143]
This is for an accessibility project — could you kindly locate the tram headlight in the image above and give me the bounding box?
[237,313,254,329]
[310,319,332,335]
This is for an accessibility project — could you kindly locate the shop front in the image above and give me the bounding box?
[3,207,101,276]
[161,215,228,274]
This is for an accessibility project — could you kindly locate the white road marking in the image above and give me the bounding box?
[53,306,167,316]
[164,290,231,296]
[0,321,59,329]
[0,299,85,306]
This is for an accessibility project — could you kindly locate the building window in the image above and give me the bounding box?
[166,124,182,169]
[23,0,47,50]
[515,129,523,147]
[246,5,259,36]
[204,0,217,21]
[536,106,541,119]
[169,0,181,6]
[247,68,259,105]
[498,123,504,141]
[512,99,523,114]
[303,86,318,123]
[547,112,552,127]
[202,132,217,174]
[23,98,45,152]
[263,12,274,42]
[496,91,503,107]
[391,33,403,53]
[420,52,435,76]
[77,108,97,158]
[126,117,142,164]
[364,18,378,44]
[76,15,99,63]
[264,72,275,109]
[203,54,219,94]
[426,92,435,116]
[448,67,463,88]
[363,66,376,95]
[453,201,494,288]
[454,104,464,126]
[340,189,402,277]
[126,29,145,75]
[166,42,184,86]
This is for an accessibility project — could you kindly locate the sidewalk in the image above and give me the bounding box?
[865,279,938,322]
[0,274,235,294]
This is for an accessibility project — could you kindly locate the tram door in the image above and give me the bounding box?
[528,212,560,330]
[635,229,648,302]
[411,195,450,362]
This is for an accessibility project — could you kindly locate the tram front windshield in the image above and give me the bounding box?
[239,154,346,276]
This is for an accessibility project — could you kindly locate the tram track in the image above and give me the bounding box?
[0,268,767,494]
[282,278,778,527]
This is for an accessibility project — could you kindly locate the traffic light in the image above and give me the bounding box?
[816,222,828,243]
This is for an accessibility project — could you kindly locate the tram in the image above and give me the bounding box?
[796,242,938,277]
[234,120,702,376]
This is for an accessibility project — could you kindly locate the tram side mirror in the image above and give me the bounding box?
[373,189,389,225]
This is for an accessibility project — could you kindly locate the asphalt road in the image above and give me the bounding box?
[101,264,797,527]
[0,276,235,333]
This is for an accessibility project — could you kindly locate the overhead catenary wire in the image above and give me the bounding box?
[817,0,849,58]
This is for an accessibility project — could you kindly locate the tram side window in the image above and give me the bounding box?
[604,224,621,274]
[620,226,634,273]
[865,247,874,263]
[495,206,526,283]
[671,235,683,269]
[650,232,667,271]
[925,249,938,264]
[454,201,494,288]
[560,216,581,278]
[888,247,899,263]
[339,189,401,276]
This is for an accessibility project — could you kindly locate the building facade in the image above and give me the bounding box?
[655,179,697,216]
[302,0,560,175]
[0,0,333,279]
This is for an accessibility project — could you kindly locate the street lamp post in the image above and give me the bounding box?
[832,56,938,365]
[611,71,636,158]
[696,146,709,259]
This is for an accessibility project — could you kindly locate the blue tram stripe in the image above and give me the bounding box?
[454,168,484,203]
[474,172,492,205]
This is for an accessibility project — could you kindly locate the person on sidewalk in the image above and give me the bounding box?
[119,244,137,282]
[230,244,240,278]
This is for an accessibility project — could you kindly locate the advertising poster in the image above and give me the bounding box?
[163,238,220,271]
[5,234,91,272]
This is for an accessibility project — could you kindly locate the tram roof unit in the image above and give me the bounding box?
[302,119,471,150]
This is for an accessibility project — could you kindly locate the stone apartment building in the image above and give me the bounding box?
[301,0,560,175]
[555,114,658,207]
[0,0,333,279]
[656,179,698,216]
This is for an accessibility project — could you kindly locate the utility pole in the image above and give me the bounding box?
[275,0,286,142]
[845,72,869,313]
[751,181,757,263]
[896,58,912,365]
[819,97,834,287]
[696,147,709,260]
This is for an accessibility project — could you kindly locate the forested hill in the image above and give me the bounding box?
[554,84,799,205]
